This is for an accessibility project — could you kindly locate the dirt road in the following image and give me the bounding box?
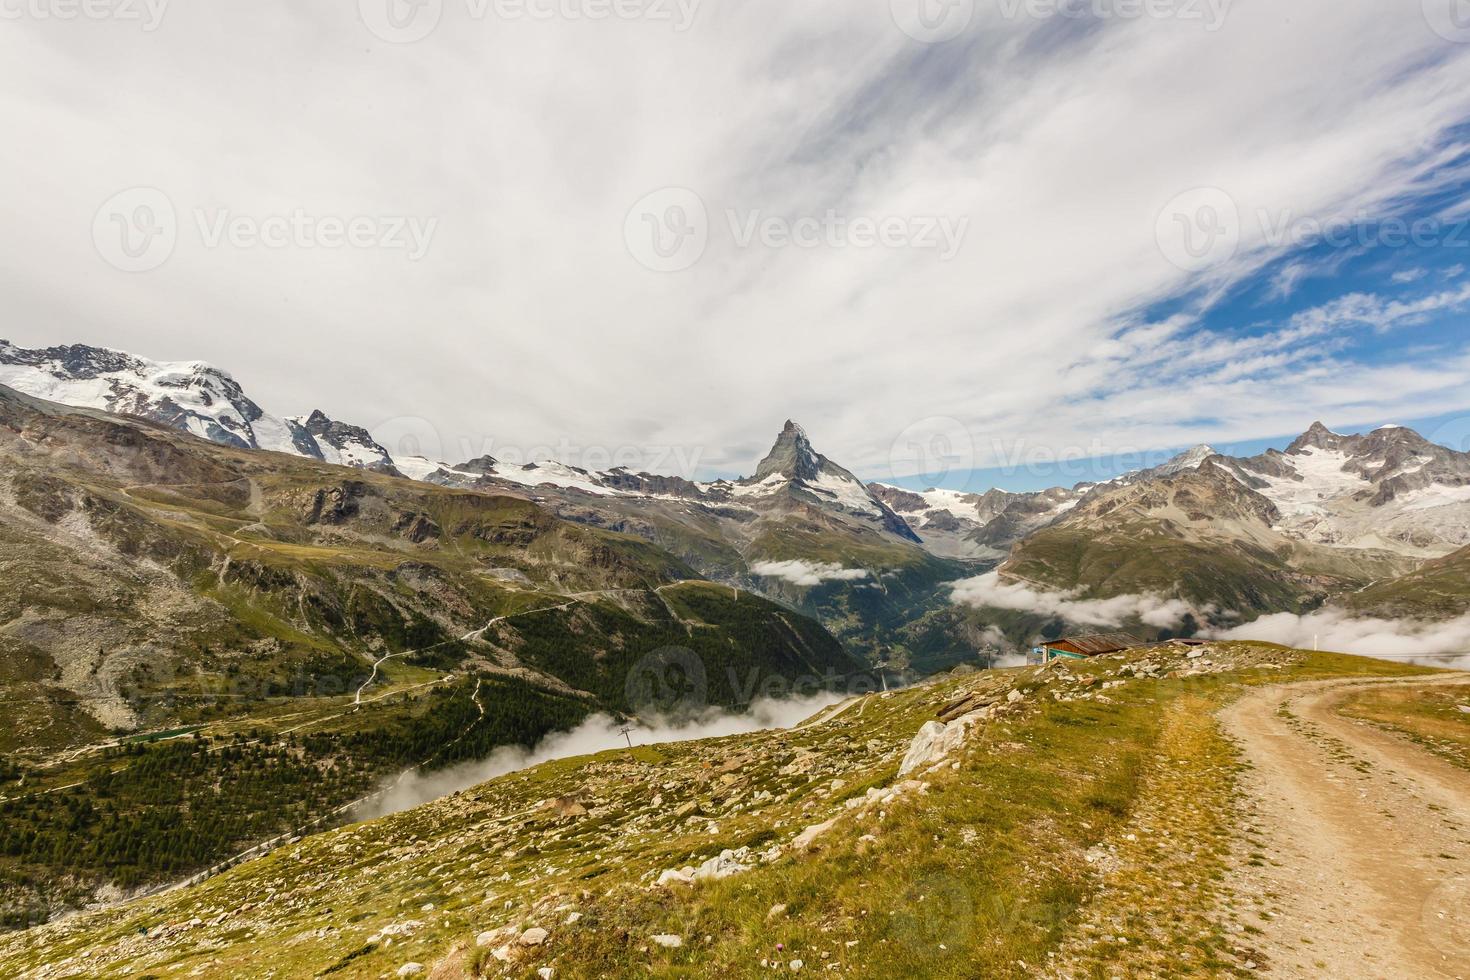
[1221,676,1470,979]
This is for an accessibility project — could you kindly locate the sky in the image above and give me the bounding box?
[4,1,1470,494]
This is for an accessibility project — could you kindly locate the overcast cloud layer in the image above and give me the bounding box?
[4,3,1470,481]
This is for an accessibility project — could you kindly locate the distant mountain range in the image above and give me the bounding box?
[5,339,1469,649]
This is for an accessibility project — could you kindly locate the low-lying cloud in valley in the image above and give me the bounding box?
[752,560,869,587]
[355,692,848,821]
[950,572,1201,630]
[1207,609,1470,667]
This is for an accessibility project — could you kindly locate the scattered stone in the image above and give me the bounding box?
[767,903,789,921]
[396,964,424,977]
[793,818,839,852]
[519,927,549,946]
[652,934,684,949]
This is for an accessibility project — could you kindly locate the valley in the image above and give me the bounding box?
[2,344,1469,976]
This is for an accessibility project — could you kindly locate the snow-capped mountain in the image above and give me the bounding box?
[870,444,1221,559]
[1220,422,1470,557]
[0,341,393,473]
[406,419,920,542]
[290,410,396,472]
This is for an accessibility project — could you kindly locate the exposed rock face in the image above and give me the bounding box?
[754,420,824,483]
[294,409,396,472]
[897,708,993,777]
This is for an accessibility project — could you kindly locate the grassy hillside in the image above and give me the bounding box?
[0,642,1430,978]
[1347,544,1470,619]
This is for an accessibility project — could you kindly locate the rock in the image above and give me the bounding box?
[397,965,424,977]
[477,926,516,948]
[657,867,696,887]
[767,903,789,921]
[898,713,985,777]
[652,934,684,948]
[537,970,555,980]
[790,960,804,972]
[694,848,752,880]
[793,818,839,852]
[564,912,583,925]
[519,927,549,946]
[545,797,587,818]
[1007,689,1025,704]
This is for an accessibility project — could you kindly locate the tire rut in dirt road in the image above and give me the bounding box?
[1221,676,1470,979]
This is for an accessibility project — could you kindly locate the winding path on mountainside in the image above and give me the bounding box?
[1222,676,1470,979]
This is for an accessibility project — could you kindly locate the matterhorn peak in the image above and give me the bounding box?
[755,419,823,482]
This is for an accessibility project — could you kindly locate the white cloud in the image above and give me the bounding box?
[1208,608,1470,667]
[950,572,1197,630]
[356,691,846,820]
[4,4,1470,479]
[752,560,869,587]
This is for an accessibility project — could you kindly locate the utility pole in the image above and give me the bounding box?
[619,726,635,750]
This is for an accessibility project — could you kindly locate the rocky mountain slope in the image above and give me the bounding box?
[1220,422,1470,558]
[869,445,1220,561]
[1348,543,1470,619]
[8,341,1470,653]
[0,382,861,924]
[1,344,974,666]
[0,341,393,471]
